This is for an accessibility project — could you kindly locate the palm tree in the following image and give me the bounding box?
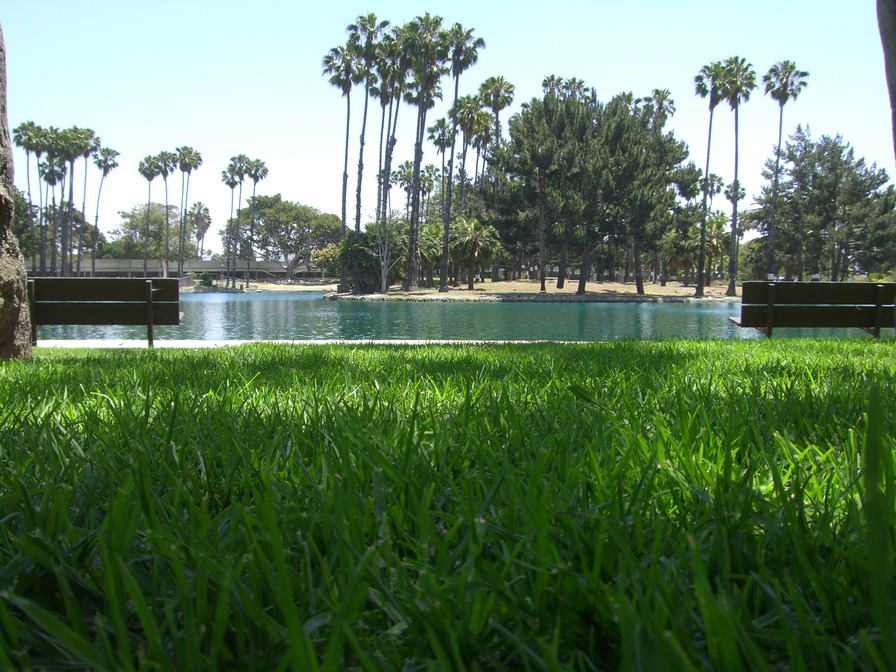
[75,128,97,274]
[471,108,495,184]
[222,167,239,287]
[562,77,588,100]
[28,124,50,272]
[38,130,65,275]
[391,160,415,221]
[91,146,119,275]
[478,75,515,153]
[154,151,178,277]
[401,13,449,290]
[453,93,481,215]
[228,155,249,288]
[347,13,390,237]
[451,216,501,290]
[12,121,40,270]
[138,155,161,277]
[421,163,439,216]
[175,146,202,276]
[373,29,407,225]
[440,23,485,292]
[371,44,393,226]
[244,158,268,287]
[693,60,725,297]
[720,56,757,297]
[58,127,88,276]
[763,60,809,279]
[188,202,211,258]
[322,45,358,240]
[646,88,675,130]
[427,117,450,219]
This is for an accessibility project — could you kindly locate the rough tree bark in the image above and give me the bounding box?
[0,21,32,360]
[879,0,896,165]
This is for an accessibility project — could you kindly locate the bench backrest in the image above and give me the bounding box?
[28,278,180,346]
[740,281,896,335]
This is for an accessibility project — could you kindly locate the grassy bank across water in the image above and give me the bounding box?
[1,340,894,670]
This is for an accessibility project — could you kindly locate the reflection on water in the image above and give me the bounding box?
[38,292,886,341]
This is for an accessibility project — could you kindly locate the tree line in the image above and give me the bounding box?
[11,124,216,278]
[10,125,313,285]
[12,123,116,276]
[323,12,515,293]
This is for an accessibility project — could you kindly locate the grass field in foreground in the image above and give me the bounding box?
[0,340,894,671]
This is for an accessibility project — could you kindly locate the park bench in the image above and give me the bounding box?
[27,278,181,347]
[730,281,896,338]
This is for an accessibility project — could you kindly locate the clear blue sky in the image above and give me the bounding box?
[2,1,890,254]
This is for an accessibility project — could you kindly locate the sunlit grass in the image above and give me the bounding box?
[0,340,894,670]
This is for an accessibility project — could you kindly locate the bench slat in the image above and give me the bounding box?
[32,303,181,326]
[30,278,179,302]
[739,304,896,330]
[741,281,896,305]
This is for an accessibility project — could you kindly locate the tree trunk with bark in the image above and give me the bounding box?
[576,224,591,295]
[633,239,645,295]
[557,239,568,289]
[0,22,32,359]
[879,0,896,166]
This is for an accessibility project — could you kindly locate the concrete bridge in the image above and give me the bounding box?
[26,259,327,280]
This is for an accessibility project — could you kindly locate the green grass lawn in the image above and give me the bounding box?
[1,340,894,671]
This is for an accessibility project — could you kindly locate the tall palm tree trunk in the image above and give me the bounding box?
[339,96,351,290]
[40,179,48,274]
[383,100,401,222]
[50,185,60,276]
[143,182,151,278]
[177,172,186,276]
[341,96,351,237]
[63,163,76,277]
[77,159,88,275]
[768,105,784,279]
[22,150,35,272]
[225,189,234,288]
[351,84,371,294]
[727,105,740,297]
[179,172,193,276]
[695,107,714,297]
[440,75,461,293]
[375,101,388,224]
[163,180,170,278]
[405,104,428,290]
[246,183,258,288]
[91,173,106,276]
[355,82,371,234]
[458,140,470,216]
[233,180,244,289]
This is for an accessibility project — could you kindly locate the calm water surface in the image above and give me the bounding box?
[38,292,883,341]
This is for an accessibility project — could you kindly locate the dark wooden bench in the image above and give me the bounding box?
[28,278,180,347]
[730,281,896,338]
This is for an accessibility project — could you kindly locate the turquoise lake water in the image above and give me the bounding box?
[35,292,889,342]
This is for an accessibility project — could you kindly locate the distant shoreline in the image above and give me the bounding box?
[324,292,738,304]
[243,279,741,303]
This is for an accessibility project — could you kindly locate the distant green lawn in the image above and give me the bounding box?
[1,341,894,671]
